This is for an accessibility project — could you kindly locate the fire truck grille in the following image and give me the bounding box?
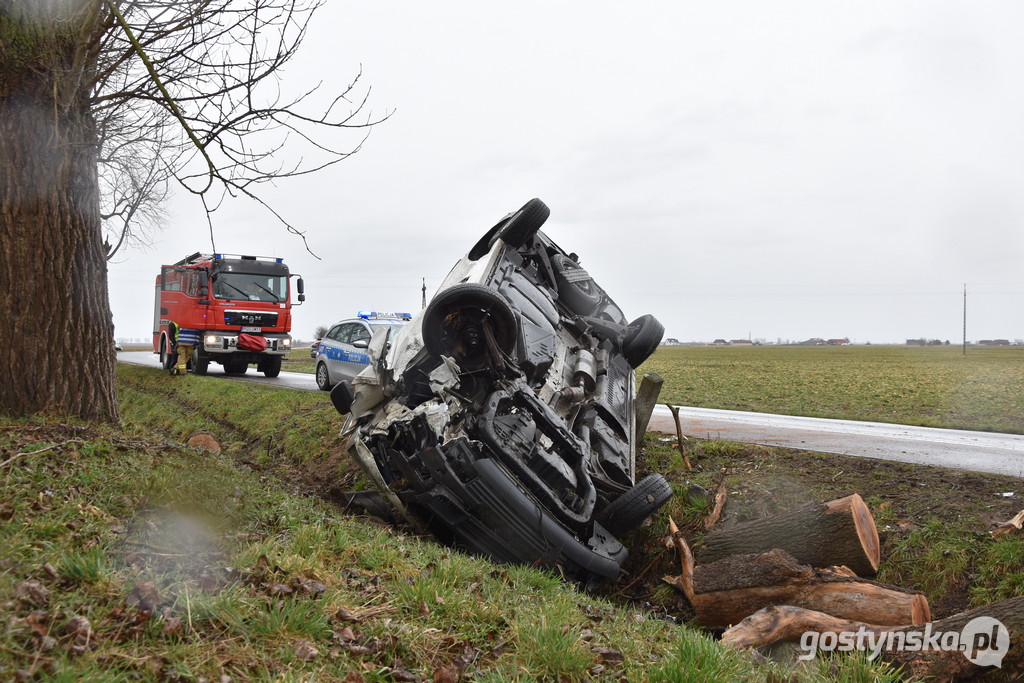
[224,310,279,327]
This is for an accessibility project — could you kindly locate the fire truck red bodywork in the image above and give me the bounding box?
[152,253,303,377]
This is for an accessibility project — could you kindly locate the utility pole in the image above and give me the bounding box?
[962,283,967,355]
[422,278,427,309]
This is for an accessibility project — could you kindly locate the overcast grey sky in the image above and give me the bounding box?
[108,1,1024,344]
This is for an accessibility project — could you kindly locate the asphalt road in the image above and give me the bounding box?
[118,351,1024,478]
[118,351,318,392]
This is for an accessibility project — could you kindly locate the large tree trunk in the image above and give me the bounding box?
[0,1,119,422]
[698,494,881,577]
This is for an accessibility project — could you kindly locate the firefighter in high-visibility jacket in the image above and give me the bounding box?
[168,321,200,375]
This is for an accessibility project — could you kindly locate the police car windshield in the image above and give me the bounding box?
[214,273,286,302]
[368,321,407,334]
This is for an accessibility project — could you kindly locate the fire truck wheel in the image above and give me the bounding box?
[316,362,333,391]
[190,350,210,376]
[160,340,175,370]
[262,357,282,378]
[224,361,248,375]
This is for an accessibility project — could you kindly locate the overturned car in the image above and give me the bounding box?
[333,199,672,587]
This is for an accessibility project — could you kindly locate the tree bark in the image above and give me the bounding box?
[671,548,928,629]
[698,494,880,577]
[721,598,1024,681]
[0,1,119,422]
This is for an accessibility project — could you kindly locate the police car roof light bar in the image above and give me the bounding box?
[358,311,413,320]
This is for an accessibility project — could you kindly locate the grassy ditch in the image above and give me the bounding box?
[641,344,1024,434]
[5,363,1024,680]
[0,364,921,681]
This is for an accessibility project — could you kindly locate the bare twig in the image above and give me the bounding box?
[704,485,728,531]
[666,404,692,470]
[0,445,58,469]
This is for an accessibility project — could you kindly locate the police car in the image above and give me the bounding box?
[314,312,412,391]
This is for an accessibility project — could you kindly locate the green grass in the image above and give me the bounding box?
[640,344,1024,433]
[3,360,1021,680]
[282,347,316,374]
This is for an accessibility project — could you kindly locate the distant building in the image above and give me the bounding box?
[712,339,729,345]
[827,338,850,346]
[978,339,1011,346]
[663,337,681,346]
[730,339,753,345]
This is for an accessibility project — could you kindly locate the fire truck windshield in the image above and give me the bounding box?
[213,273,287,303]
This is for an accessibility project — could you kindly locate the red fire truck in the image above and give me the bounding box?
[153,252,304,377]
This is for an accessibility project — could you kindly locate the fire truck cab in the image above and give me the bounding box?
[153,252,304,377]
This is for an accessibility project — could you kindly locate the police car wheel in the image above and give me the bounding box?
[316,362,333,391]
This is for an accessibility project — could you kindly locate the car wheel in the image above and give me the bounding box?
[262,357,282,378]
[595,474,673,537]
[622,314,664,368]
[467,198,550,261]
[552,253,602,316]
[190,349,210,376]
[316,362,333,391]
[496,197,549,248]
[422,283,517,363]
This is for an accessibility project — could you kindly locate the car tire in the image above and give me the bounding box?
[262,357,282,378]
[467,198,550,261]
[190,349,210,376]
[552,253,603,316]
[316,362,333,391]
[622,314,664,368]
[595,474,673,538]
[422,283,517,361]
[496,197,549,248]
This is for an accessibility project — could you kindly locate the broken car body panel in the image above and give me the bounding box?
[337,199,671,587]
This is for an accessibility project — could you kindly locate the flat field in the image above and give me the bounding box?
[640,344,1024,434]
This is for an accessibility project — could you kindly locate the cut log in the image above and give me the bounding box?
[991,509,1024,538]
[721,596,1024,681]
[698,494,881,577]
[664,520,928,630]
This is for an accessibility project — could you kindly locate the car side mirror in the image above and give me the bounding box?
[352,339,369,349]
